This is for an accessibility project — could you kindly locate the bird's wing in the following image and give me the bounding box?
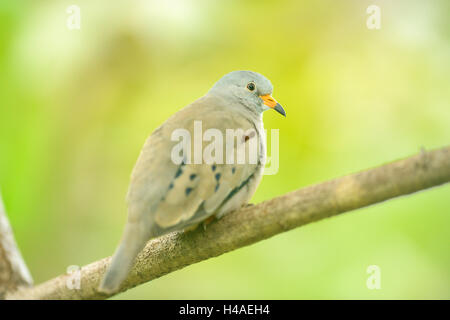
[126,95,262,233]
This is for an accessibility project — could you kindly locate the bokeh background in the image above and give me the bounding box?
[1,0,449,299]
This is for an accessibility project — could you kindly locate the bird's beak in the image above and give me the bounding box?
[260,94,286,117]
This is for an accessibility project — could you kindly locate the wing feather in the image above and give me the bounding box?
[127,95,263,234]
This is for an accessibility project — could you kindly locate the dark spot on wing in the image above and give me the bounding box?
[215,173,221,181]
[211,164,217,171]
[190,174,197,181]
[185,187,193,196]
[223,172,255,204]
[168,183,174,190]
[215,184,220,192]
[175,167,183,178]
[232,167,236,174]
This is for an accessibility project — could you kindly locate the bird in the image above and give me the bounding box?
[99,70,286,293]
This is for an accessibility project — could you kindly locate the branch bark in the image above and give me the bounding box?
[0,192,33,298]
[5,146,450,300]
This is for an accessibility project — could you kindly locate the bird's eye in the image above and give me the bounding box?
[246,82,256,91]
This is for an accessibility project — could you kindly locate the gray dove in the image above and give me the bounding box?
[99,70,285,293]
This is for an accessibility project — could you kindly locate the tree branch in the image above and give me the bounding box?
[5,146,450,300]
[0,192,33,298]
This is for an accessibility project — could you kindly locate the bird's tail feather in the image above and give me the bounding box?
[99,221,150,294]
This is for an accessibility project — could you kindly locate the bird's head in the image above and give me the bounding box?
[208,70,286,117]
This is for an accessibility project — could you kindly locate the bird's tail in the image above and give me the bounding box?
[99,221,150,294]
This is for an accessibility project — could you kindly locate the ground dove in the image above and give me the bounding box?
[99,70,285,293]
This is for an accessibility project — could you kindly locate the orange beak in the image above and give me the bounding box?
[260,94,286,117]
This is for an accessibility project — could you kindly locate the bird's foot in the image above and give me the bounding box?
[184,223,199,233]
[202,216,216,231]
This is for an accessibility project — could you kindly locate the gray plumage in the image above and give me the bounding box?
[99,70,285,293]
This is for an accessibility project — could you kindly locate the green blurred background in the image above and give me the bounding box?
[0,0,449,299]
